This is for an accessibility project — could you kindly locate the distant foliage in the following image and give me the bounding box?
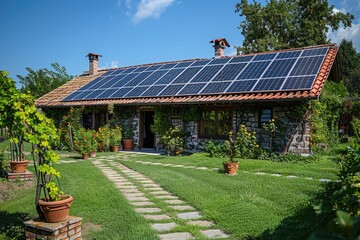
[203,140,230,158]
[17,62,73,98]
[236,0,354,53]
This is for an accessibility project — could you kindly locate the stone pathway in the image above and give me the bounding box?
[97,153,333,183]
[92,157,230,240]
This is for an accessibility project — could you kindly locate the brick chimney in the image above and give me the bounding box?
[86,53,102,75]
[210,38,230,58]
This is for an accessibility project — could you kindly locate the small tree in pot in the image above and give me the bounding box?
[122,122,134,150]
[223,131,239,175]
[110,126,122,152]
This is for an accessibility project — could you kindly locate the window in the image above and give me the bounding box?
[200,110,232,138]
[259,108,272,127]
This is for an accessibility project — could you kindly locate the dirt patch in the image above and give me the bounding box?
[82,222,103,239]
[0,180,34,203]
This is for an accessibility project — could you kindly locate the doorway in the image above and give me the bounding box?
[141,111,155,148]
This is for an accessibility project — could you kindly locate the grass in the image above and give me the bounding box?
[119,158,332,240]
[0,147,340,239]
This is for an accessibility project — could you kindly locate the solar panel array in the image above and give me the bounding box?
[63,47,329,101]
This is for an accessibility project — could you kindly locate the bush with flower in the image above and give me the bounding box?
[73,128,93,157]
[110,125,122,148]
[234,125,259,158]
[97,125,111,152]
[262,119,278,153]
[161,127,189,155]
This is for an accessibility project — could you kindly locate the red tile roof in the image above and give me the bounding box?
[35,45,338,108]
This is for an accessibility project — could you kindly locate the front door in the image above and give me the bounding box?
[141,111,155,148]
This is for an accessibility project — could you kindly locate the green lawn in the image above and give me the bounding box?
[0,150,338,239]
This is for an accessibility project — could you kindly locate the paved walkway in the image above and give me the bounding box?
[92,156,230,240]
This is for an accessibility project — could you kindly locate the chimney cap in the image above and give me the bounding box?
[86,53,102,58]
[210,38,230,47]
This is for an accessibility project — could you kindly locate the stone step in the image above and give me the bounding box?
[187,220,213,227]
[164,199,185,205]
[131,201,155,207]
[177,212,202,220]
[152,222,177,232]
[200,229,229,239]
[159,232,194,240]
[135,208,162,213]
[153,195,178,200]
[169,205,195,211]
[144,214,171,221]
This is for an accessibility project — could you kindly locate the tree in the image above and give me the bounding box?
[235,0,354,53]
[17,63,73,98]
[339,39,360,95]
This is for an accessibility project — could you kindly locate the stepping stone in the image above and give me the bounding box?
[139,180,154,183]
[164,199,185,205]
[187,220,213,227]
[150,191,170,195]
[196,167,208,170]
[120,189,141,193]
[125,196,149,201]
[162,164,173,166]
[271,174,282,177]
[159,232,194,240]
[135,208,162,213]
[131,201,155,206]
[183,166,195,169]
[212,168,220,171]
[133,177,148,180]
[153,195,178,200]
[169,205,195,211]
[143,183,160,187]
[287,175,298,178]
[200,229,229,239]
[172,165,184,167]
[123,192,145,197]
[152,163,162,165]
[152,222,177,232]
[113,181,132,185]
[144,214,171,221]
[320,178,332,182]
[305,177,313,180]
[116,185,137,189]
[255,172,266,175]
[177,212,202,220]
[145,187,163,191]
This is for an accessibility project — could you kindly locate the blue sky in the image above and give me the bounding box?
[1,0,359,87]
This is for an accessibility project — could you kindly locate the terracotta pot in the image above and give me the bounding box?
[173,149,181,156]
[10,160,29,173]
[123,139,134,151]
[223,161,239,175]
[90,152,97,158]
[38,195,73,223]
[112,146,119,152]
[98,143,103,151]
[83,154,89,160]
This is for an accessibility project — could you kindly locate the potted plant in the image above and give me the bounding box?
[110,126,122,152]
[161,127,187,156]
[89,130,98,157]
[223,131,239,175]
[73,128,93,159]
[97,125,111,152]
[122,121,134,151]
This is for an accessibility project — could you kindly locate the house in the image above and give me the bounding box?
[35,38,340,155]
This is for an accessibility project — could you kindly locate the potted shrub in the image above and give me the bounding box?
[223,131,239,175]
[122,122,134,150]
[110,126,122,152]
[161,127,188,156]
[97,125,111,152]
[73,128,93,159]
[89,130,98,157]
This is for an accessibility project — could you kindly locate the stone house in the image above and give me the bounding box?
[35,39,340,155]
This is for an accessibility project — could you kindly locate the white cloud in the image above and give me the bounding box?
[99,60,119,70]
[132,0,174,24]
[328,22,360,51]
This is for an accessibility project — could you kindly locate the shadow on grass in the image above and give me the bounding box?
[0,211,29,239]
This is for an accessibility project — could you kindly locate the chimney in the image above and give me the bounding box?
[86,53,102,75]
[210,38,230,58]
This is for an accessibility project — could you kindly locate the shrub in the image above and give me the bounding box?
[110,126,122,147]
[73,128,93,156]
[97,125,111,152]
[161,127,189,155]
[203,140,230,158]
[234,125,259,158]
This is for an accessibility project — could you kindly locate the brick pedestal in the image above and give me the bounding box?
[24,216,82,240]
[6,170,33,182]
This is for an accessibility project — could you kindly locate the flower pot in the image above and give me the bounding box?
[172,149,181,156]
[38,195,73,223]
[10,160,29,173]
[90,152,97,158]
[223,161,239,175]
[112,146,119,152]
[83,154,89,160]
[123,139,134,151]
[98,143,103,151]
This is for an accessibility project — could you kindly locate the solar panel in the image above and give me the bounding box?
[63,46,330,101]
[158,84,184,96]
[172,67,202,84]
[282,76,314,90]
[253,78,285,91]
[227,80,257,93]
[201,81,232,94]
[177,83,206,95]
[262,59,297,78]
[190,65,223,83]
[212,63,247,81]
